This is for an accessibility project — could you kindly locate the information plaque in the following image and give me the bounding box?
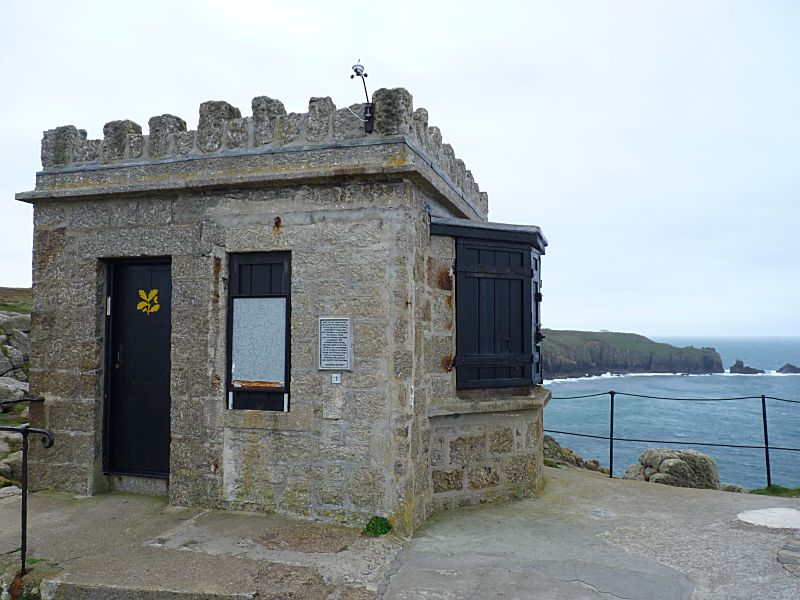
[319,317,352,370]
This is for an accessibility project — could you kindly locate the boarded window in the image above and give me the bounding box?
[227,252,291,411]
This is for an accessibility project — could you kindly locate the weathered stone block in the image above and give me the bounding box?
[69,203,109,229]
[449,435,485,465]
[41,125,83,168]
[468,466,500,490]
[323,384,347,420]
[40,432,94,465]
[224,117,248,149]
[348,467,384,507]
[128,134,144,158]
[412,108,429,144]
[197,100,241,152]
[46,399,95,432]
[489,428,514,454]
[29,463,92,495]
[432,468,462,493]
[317,484,344,505]
[306,97,335,143]
[137,200,173,226]
[426,126,443,162]
[252,96,286,146]
[148,114,187,157]
[102,120,142,161]
[373,88,413,135]
[107,201,136,227]
[289,464,324,481]
[275,113,303,145]
[33,205,67,228]
[334,104,367,141]
[502,454,536,484]
[174,131,195,155]
[265,464,287,484]
[281,485,311,515]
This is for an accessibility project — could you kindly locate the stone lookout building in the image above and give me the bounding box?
[18,88,548,534]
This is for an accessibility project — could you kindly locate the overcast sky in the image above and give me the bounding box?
[1,1,798,336]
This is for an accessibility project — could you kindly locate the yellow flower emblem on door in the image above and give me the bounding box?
[137,289,160,315]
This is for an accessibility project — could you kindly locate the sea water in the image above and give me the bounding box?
[544,337,800,489]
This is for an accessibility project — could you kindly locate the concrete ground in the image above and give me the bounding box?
[1,467,798,599]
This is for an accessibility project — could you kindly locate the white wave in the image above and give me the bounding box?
[545,370,800,384]
[720,370,800,376]
[546,371,705,384]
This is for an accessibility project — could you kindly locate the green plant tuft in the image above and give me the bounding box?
[750,484,800,498]
[363,515,392,537]
[544,458,560,468]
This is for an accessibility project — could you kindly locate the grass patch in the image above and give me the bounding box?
[0,287,32,314]
[0,401,28,427]
[544,458,560,468]
[750,485,800,498]
[363,516,392,537]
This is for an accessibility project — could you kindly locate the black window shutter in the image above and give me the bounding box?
[455,239,533,389]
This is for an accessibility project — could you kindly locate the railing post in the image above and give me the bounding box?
[609,391,615,478]
[20,426,29,576]
[0,423,54,579]
[761,395,772,489]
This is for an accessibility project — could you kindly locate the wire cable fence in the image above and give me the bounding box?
[543,391,800,487]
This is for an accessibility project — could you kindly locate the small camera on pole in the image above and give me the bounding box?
[350,61,374,133]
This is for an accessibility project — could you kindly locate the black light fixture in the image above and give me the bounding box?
[350,61,374,133]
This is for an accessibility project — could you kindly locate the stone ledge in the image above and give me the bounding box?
[17,138,482,221]
[429,386,550,417]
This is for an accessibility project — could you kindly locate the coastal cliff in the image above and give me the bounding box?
[542,329,724,380]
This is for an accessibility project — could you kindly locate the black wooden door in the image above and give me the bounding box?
[105,261,172,477]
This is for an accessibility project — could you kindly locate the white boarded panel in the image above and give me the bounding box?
[231,297,286,389]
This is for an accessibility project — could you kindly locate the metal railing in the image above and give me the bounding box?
[544,391,800,487]
[0,397,54,577]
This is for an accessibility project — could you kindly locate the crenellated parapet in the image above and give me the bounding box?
[38,88,488,218]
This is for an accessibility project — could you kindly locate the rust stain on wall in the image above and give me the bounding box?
[212,256,221,304]
[440,354,454,373]
[272,216,282,231]
[437,269,452,291]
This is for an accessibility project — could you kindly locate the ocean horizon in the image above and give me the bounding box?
[544,336,800,490]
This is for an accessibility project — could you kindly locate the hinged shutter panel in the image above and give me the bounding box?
[455,238,533,389]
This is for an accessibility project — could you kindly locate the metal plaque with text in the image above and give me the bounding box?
[319,317,352,370]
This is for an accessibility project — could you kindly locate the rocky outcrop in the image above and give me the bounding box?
[542,330,724,379]
[777,363,800,374]
[623,448,743,492]
[544,435,610,475]
[0,312,30,380]
[623,448,719,489]
[0,311,30,490]
[729,359,764,375]
[0,311,30,414]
